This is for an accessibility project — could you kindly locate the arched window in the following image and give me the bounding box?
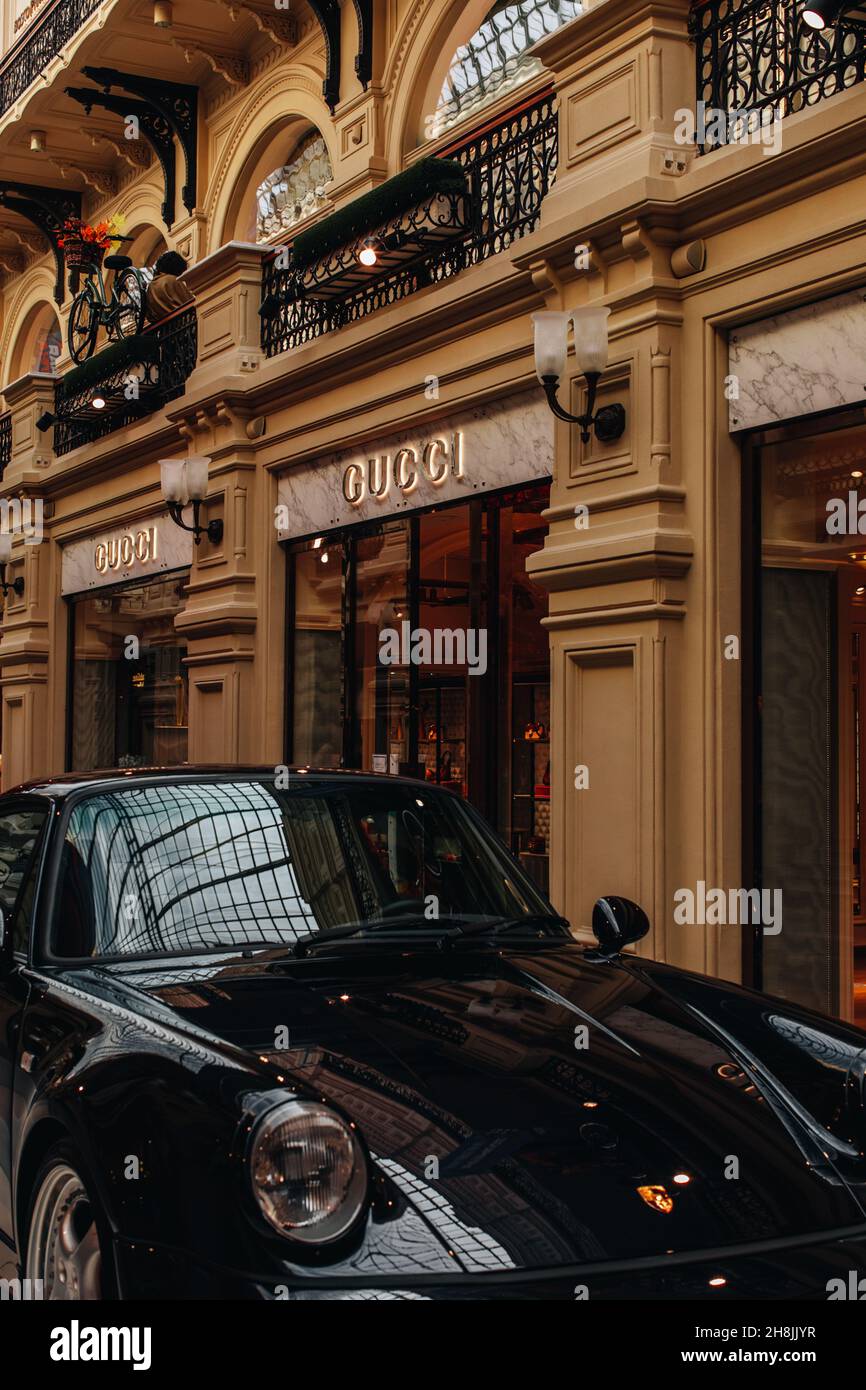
[32,312,61,374]
[255,132,332,243]
[432,0,584,137]
[7,301,62,384]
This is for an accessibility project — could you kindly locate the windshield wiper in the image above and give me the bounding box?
[289,919,468,956]
[288,913,570,957]
[448,914,572,942]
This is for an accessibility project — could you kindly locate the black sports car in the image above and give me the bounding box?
[0,767,865,1301]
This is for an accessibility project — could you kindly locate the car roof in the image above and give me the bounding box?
[1,765,435,802]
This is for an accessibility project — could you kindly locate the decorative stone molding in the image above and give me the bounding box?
[650,345,672,471]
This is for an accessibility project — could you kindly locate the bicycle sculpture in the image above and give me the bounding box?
[58,218,147,364]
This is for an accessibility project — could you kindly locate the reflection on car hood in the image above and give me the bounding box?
[91,943,866,1272]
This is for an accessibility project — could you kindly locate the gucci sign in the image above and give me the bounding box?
[342,432,464,507]
[94,526,158,575]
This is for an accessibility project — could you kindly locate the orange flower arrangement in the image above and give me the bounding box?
[57,214,124,251]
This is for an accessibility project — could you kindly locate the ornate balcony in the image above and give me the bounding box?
[690,0,866,152]
[260,92,559,359]
[53,306,197,457]
[0,0,103,119]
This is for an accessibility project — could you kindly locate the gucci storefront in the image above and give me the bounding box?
[278,390,554,889]
[61,516,193,772]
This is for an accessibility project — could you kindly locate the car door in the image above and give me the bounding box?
[0,800,49,1244]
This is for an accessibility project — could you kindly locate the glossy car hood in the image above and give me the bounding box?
[93,942,866,1272]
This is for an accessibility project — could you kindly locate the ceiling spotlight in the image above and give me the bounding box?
[320,550,329,564]
[92,392,106,410]
[852,469,864,479]
[153,0,173,26]
[857,586,865,596]
[358,238,379,268]
[802,0,846,27]
[30,129,47,152]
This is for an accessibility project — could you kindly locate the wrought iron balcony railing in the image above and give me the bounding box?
[0,411,11,479]
[53,307,197,457]
[690,0,866,151]
[0,0,103,119]
[260,92,559,359]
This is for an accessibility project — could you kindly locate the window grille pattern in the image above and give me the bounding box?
[432,0,583,138]
[256,132,333,243]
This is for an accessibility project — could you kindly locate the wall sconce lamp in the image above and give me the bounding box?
[160,456,223,546]
[533,307,626,445]
[36,411,56,433]
[0,534,24,599]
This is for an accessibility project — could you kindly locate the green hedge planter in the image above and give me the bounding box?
[291,158,468,270]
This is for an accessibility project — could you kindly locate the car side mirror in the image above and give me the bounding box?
[587,896,650,960]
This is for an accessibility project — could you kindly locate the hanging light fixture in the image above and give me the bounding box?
[92,391,106,410]
[160,456,223,546]
[533,307,626,445]
[358,238,379,268]
[802,0,846,27]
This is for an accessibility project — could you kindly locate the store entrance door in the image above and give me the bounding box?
[751,411,866,1022]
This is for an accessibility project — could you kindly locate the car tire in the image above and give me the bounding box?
[23,1141,114,1300]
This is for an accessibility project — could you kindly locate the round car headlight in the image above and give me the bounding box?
[249,1100,368,1243]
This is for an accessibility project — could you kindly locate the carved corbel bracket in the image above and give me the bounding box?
[170,37,249,87]
[89,131,151,170]
[528,257,564,305]
[621,219,676,277]
[0,250,26,277]
[49,157,117,198]
[216,0,297,46]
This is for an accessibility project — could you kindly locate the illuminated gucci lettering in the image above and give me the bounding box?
[342,432,465,508]
[94,526,158,575]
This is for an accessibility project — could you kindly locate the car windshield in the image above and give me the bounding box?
[50,779,556,959]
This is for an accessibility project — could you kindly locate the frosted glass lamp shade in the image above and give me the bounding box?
[184,456,210,502]
[160,459,188,505]
[571,307,610,374]
[532,311,570,383]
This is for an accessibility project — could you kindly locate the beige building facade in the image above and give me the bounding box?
[1,0,866,1021]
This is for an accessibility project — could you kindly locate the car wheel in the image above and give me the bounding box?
[24,1144,109,1300]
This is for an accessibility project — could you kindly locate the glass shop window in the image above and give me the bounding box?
[69,573,189,772]
[354,522,412,775]
[291,538,343,767]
